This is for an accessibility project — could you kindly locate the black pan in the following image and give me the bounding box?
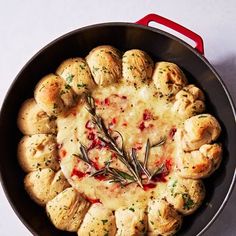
[0,14,235,236]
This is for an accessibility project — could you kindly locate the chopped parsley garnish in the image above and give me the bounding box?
[139,220,144,225]
[79,64,86,70]
[65,74,74,83]
[60,90,66,95]
[65,84,71,90]
[77,83,87,89]
[93,66,99,72]
[182,193,194,210]
[129,207,135,212]
[101,219,108,225]
[172,180,178,188]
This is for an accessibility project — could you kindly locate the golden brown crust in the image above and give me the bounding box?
[199,143,222,175]
[177,143,222,179]
[86,45,122,86]
[17,134,59,173]
[17,98,57,135]
[165,177,205,215]
[77,203,116,236]
[173,84,205,118]
[152,62,187,98]
[56,57,95,95]
[122,49,154,86]
[179,114,221,151]
[46,187,90,232]
[148,199,182,236]
[34,74,76,115]
[115,206,147,236]
[24,168,69,206]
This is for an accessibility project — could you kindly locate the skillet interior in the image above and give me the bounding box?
[0,23,235,236]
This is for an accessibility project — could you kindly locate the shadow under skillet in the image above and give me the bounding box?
[203,55,236,236]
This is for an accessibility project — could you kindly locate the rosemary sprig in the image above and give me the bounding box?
[131,147,151,181]
[79,143,91,165]
[150,163,166,179]
[133,138,167,181]
[90,161,135,185]
[144,139,150,168]
[83,93,167,188]
[98,133,142,186]
[142,139,151,179]
[85,94,143,188]
[151,136,167,148]
[131,148,142,181]
[73,149,135,186]
[73,143,97,174]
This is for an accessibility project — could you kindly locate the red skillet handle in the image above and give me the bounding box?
[136,13,204,55]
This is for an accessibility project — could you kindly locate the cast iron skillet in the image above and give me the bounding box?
[0,14,235,236]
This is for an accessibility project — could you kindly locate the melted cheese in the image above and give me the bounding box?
[57,81,186,210]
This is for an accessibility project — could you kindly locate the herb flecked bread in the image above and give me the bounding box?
[17,45,222,235]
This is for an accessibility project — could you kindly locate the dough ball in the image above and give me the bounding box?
[56,57,95,95]
[78,203,116,236]
[152,62,187,98]
[148,199,182,236]
[122,49,154,86]
[173,84,205,118]
[34,74,76,115]
[24,168,69,206]
[46,187,90,232]
[115,206,147,236]
[18,134,59,172]
[165,177,205,215]
[180,114,221,151]
[177,143,222,179]
[86,45,122,86]
[17,98,57,135]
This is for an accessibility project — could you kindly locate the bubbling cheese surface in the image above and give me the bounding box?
[57,82,185,210]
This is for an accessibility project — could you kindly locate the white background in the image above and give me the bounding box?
[0,0,235,235]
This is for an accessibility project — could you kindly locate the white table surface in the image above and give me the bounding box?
[0,0,235,235]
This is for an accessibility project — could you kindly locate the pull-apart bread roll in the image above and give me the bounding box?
[148,199,182,236]
[86,45,122,86]
[122,49,154,86]
[179,114,221,151]
[56,57,95,95]
[18,134,59,172]
[78,203,116,236]
[35,74,76,115]
[166,177,205,215]
[24,168,69,206]
[177,143,222,179]
[153,62,187,98]
[46,187,90,232]
[17,98,57,135]
[173,84,205,118]
[115,206,147,236]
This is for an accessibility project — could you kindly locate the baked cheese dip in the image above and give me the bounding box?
[17,45,222,236]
